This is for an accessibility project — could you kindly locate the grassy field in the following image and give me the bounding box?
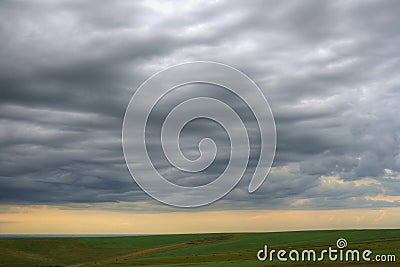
[1,229,399,266]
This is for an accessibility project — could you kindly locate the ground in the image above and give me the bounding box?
[1,229,399,266]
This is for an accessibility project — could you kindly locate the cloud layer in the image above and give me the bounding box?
[1,0,400,210]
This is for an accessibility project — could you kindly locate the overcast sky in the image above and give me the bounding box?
[1,0,400,212]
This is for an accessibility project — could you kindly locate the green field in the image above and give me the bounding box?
[1,229,399,266]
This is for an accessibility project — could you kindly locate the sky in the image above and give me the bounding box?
[1,0,400,234]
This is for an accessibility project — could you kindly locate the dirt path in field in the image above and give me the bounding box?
[68,243,185,267]
[68,233,241,267]
[117,233,242,259]
[118,242,187,259]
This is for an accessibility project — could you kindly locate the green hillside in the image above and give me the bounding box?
[1,229,399,266]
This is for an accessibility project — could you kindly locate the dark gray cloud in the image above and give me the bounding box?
[1,0,399,210]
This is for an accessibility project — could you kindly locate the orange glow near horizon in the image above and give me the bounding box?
[1,204,399,234]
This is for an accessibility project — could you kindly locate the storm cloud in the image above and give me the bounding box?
[1,0,400,210]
